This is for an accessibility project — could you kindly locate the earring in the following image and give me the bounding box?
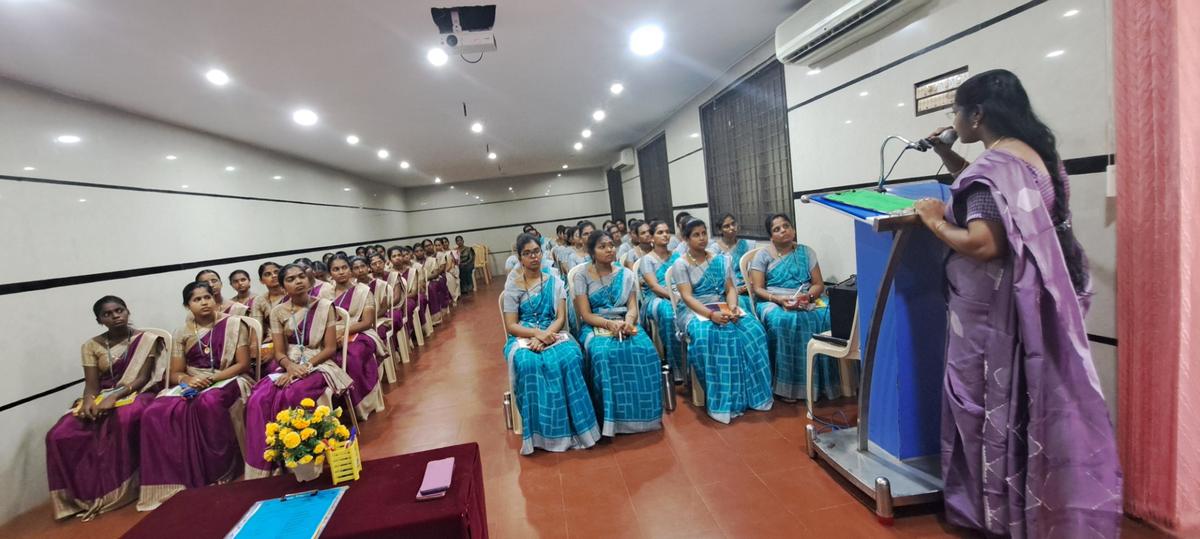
[972,122,979,129]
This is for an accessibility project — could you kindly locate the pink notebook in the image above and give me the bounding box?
[416,457,455,500]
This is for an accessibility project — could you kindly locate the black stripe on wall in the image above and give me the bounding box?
[788,0,1049,112]
[0,378,85,414]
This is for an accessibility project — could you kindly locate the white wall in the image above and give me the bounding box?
[403,167,616,273]
[620,0,1119,410]
[0,78,409,522]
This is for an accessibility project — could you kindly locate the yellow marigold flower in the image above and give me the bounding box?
[275,410,290,422]
[312,411,326,422]
[335,425,350,439]
[262,449,277,462]
[313,442,326,454]
[265,435,276,446]
[265,422,280,436]
[285,460,298,469]
[300,398,316,408]
[298,454,314,464]
[314,455,325,465]
[301,427,317,440]
[316,405,331,416]
[335,407,343,418]
[291,417,310,430]
[283,431,302,449]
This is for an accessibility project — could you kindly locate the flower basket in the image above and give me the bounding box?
[260,398,352,483]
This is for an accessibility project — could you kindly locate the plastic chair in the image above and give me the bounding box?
[141,328,173,387]
[631,258,664,359]
[383,282,412,366]
[566,264,587,335]
[375,283,401,382]
[664,269,704,407]
[473,244,491,285]
[805,303,861,419]
[739,248,763,320]
[333,306,362,432]
[496,294,523,435]
[240,316,265,381]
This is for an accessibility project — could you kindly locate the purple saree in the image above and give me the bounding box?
[333,283,386,419]
[46,331,165,520]
[136,316,252,511]
[243,298,352,478]
[941,150,1122,537]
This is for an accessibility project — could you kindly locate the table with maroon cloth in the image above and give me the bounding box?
[124,443,486,539]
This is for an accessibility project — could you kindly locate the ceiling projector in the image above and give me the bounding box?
[431,5,497,55]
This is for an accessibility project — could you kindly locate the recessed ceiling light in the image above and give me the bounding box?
[1045,49,1065,58]
[450,186,455,189]
[346,135,360,145]
[474,195,480,199]
[399,160,411,169]
[78,198,87,203]
[573,142,583,151]
[508,186,513,190]
[225,165,236,172]
[859,91,869,97]
[488,152,497,160]
[689,133,699,138]
[377,149,390,160]
[557,173,562,177]
[273,175,283,180]
[292,108,319,126]
[165,155,178,160]
[1063,9,1079,17]
[22,166,35,171]
[897,102,905,107]
[434,177,442,184]
[592,109,606,122]
[806,68,821,76]
[180,184,189,189]
[581,128,592,138]
[630,24,664,56]
[205,68,230,86]
[465,191,469,195]
[844,120,853,124]
[427,47,449,66]
[562,164,569,169]
[343,187,352,192]
[610,82,625,95]
[470,122,484,134]
[55,134,81,144]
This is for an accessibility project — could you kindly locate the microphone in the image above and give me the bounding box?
[912,128,958,152]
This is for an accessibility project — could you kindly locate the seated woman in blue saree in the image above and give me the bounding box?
[622,220,650,270]
[707,213,754,314]
[46,296,166,520]
[137,282,252,510]
[671,219,773,424]
[573,230,663,436]
[749,213,840,402]
[638,219,685,383]
[501,233,600,455]
[243,264,352,479]
[330,255,386,419]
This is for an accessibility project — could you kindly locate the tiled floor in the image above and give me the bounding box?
[0,280,1173,538]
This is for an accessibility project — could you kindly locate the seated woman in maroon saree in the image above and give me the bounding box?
[243,264,352,479]
[196,269,249,316]
[353,256,391,345]
[420,239,450,324]
[329,256,386,419]
[136,282,253,511]
[46,296,166,520]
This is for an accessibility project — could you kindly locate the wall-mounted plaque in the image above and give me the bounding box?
[914,66,968,116]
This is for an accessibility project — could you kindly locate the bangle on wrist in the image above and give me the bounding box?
[934,220,949,233]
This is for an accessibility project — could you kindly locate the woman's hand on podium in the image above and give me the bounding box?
[914,198,946,229]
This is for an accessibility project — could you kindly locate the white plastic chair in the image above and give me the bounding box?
[805,303,861,419]
[566,264,588,335]
[238,316,265,381]
[664,269,704,407]
[631,258,664,359]
[739,248,763,321]
[140,328,173,387]
[497,294,523,435]
[473,244,491,285]
[383,282,412,367]
[333,306,362,432]
[374,283,401,382]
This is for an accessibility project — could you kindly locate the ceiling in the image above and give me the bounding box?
[0,0,801,187]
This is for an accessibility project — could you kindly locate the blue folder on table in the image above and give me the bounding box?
[225,486,348,539]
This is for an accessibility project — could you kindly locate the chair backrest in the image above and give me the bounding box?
[662,264,678,312]
[334,306,351,369]
[140,327,173,387]
[240,315,265,380]
[565,263,586,299]
[740,248,763,318]
[473,244,488,268]
[497,291,509,336]
[630,257,645,308]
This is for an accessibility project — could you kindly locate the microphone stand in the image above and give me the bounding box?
[875,135,924,192]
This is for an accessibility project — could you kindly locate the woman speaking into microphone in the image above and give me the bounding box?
[911,69,1122,538]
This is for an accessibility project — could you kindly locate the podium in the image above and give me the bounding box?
[800,182,949,523]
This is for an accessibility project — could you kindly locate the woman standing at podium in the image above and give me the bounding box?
[912,69,1121,538]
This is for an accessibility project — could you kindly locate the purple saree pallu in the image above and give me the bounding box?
[334,285,385,419]
[941,150,1121,538]
[46,332,163,519]
[137,318,249,511]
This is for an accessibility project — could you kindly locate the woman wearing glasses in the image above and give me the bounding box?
[501,233,599,454]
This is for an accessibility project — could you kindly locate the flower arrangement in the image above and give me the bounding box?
[262,398,352,472]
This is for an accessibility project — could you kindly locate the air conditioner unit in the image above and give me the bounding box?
[612,148,636,172]
[775,0,930,67]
